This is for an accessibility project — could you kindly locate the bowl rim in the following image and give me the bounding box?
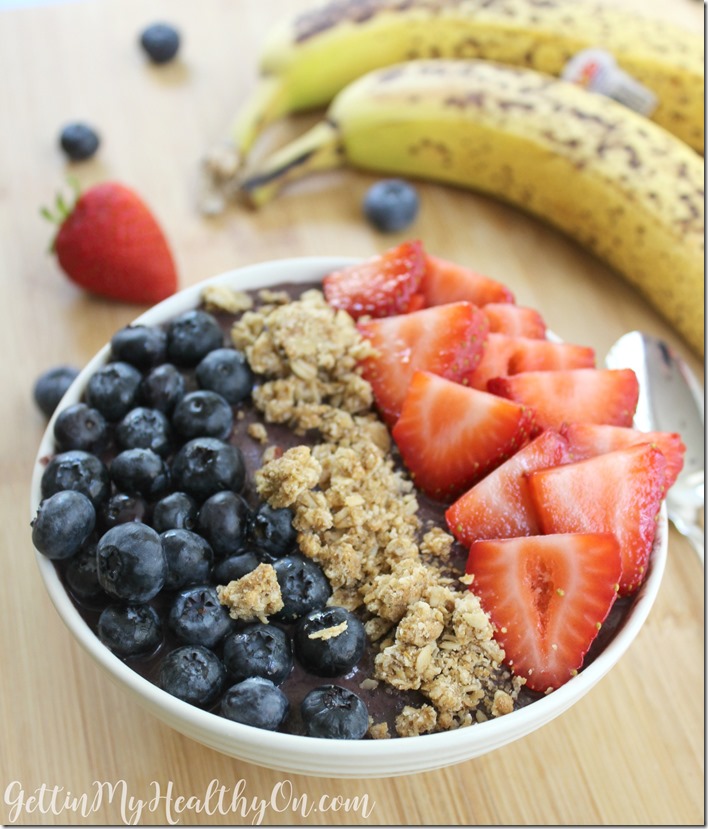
[29,255,668,771]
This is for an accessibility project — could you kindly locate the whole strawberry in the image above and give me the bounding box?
[44,181,178,304]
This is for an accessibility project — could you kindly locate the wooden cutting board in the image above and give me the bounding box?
[0,0,703,824]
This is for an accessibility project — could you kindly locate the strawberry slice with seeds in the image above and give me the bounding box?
[421,254,515,307]
[463,333,520,391]
[507,339,596,373]
[323,240,425,319]
[446,429,572,547]
[357,302,489,426]
[488,369,639,432]
[392,371,535,500]
[466,532,622,692]
[527,444,667,596]
[483,303,547,338]
[562,422,685,489]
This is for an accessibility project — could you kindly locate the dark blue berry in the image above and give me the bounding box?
[168,585,233,648]
[53,403,108,453]
[86,362,142,422]
[300,685,368,740]
[171,437,245,501]
[195,348,254,404]
[64,543,104,601]
[110,448,170,499]
[31,490,96,560]
[59,123,100,161]
[363,179,420,233]
[159,645,226,707]
[140,363,185,414]
[117,406,172,456]
[99,492,148,531]
[140,22,181,64]
[197,490,250,557]
[220,677,289,731]
[110,325,167,369]
[172,390,233,441]
[160,529,213,590]
[247,503,296,557]
[96,522,166,602]
[223,623,293,685]
[33,365,79,417]
[212,551,260,584]
[272,555,331,622]
[97,604,162,657]
[294,606,365,677]
[152,491,198,533]
[41,449,110,505]
[167,310,223,367]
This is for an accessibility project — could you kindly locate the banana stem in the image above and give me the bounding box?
[230,75,290,160]
[240,120,344,207]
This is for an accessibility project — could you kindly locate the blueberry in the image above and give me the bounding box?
[172,390,233,441]
[110,448,170,499]
[86,362,142,422]
[195,348,254,405]
[300,685,368,740]
[31,490,96,560]
[140,363,185,414]
[197,490,250,557]
[168,585,233,647]
[272,555,331,622]
[152,491,198,533]
[64,543,104,601]
[99,492,149,531]
[41,449,110,505]
[59,123,100,161]
[167,310,223,367]
[294,606,365,677]
[33,365,79,417]
[140,22,181,64]
[117,406,172,456]
[171,437,245,501]
[53,403,108,453]
[159,645,226,707]
[97,604,162,658]
[96,522,166,602]
[247,503,296,557]
[160,529,213,590]
[220,677,289,731]
[111,325,167,369]
[212,551,260,584]
[223,623,293,685]
[363,179,420,233]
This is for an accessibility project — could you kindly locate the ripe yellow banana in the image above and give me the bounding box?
[241,60,705,357]
[230,0,704,160]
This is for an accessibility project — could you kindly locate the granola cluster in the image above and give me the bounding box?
[209,285,523,735]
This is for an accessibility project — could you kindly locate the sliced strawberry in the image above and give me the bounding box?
[527,444,667,596]
[405,292,426,312]
[357,302,489,426]
[466,533,622,692]
[562,423,685,489]
[421,254,515,307]
[446,430,572,547]
[323,240,425,319]
[507,339,596,373]
[392,371,535,500]
[463,333,519,391]
[488,369,639,432]
[483,303,547,339]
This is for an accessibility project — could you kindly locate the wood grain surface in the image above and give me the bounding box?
[0,0,703,824]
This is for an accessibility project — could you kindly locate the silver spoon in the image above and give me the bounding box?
[605,331,704,562]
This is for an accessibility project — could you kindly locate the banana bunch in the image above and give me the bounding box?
[240,60,705,357]
[224,0,704,167]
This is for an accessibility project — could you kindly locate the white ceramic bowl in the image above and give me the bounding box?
[30,257,668,778]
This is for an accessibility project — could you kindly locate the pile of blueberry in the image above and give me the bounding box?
[32,308,370,740]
